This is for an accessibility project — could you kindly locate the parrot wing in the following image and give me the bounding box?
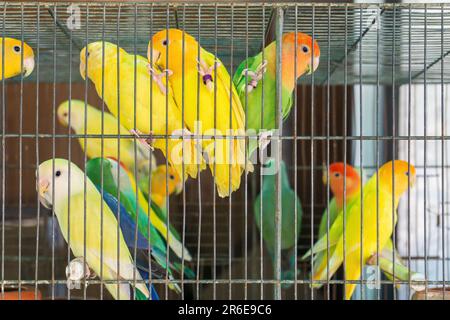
[232,53,259,95]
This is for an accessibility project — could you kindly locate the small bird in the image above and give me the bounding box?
[80,41,205,182]
[253,159,303,288]
[303,160,416,300]
[138,164,183,210]
[316,162,419,289]
[149,29,251,198]
[37,158,150,300]
[233,32,320,157]
[57,99,157,180]
[0,37,34,80]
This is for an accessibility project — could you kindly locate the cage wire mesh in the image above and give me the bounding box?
[0,1,449,300]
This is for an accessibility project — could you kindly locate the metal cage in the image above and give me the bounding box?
[0,1,448,300]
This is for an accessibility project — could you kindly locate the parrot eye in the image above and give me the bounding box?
[55,170,61,177]
[301,45,309,53]
[334,172,340,178]
[162,39,168,46]
[169,174,175,180]
[405,171,409,177]
[63,112,68,117]
[13,45,21,53]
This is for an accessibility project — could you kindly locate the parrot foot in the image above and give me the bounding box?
[147,64,173,95]
[258,130,273,159]
[197,58,221,92]
[130,129,154,151]
[241,59,267,93]
[65,257,96,290]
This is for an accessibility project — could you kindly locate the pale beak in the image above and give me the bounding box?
[23,56,35,77]
[322,163,328,186]
[174,182,183,195]
[38,178,49,195]
[306,56,320,75]
[409,172,417,187]
[79,59,86,80]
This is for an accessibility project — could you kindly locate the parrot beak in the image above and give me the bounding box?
[37,177,52,209]
[148,46,161,66]
[409,172,417,188]
[23,57,35,77]
[79,59,86,80]
[322,168,328,186]
[306,56,320,75]
[174,181,183,195]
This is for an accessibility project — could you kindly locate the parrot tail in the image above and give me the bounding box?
[311,243,343,289]
[280,249,299,289]
[153,130,206,182]
[135,285,160,300]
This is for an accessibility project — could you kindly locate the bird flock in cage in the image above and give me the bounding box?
[0,28,423,300]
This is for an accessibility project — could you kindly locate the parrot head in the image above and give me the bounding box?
[148,28,199,71]
[151,164,183,196]
[37,159,85,209]
[0,37,35,80]
[57,99,90,131]
[323,162,361,201]
[283,32,320,77]
[378,160,416,198]
[79,41,126,80]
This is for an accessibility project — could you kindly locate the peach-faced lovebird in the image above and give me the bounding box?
[37,159,150,300]
[0,37,34,80]
[233,32,320,157]
[149,29,252,198]
[80,41,205,182]
[253,159,303,288]
[303,160,416,299]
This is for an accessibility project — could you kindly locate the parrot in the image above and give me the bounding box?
[316,162,422,289]
[233,32,320,158]
[0,37,35,80]
[86,157,194,279]
[302,160,416,300]
[148,29,252,198]
[57,99,157,181]
[37,158,150,300]
[253,159,303,288]
[79,41,205,183]
[138,164,183,214]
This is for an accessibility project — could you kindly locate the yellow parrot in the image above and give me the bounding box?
[148,29,252,198]
[305,160,416,300]
[0,37,34,80]
[57,99,157,178]
[79,41,205,182]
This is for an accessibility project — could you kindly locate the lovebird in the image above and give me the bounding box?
[37,158,150,300]
[86,157,194,279]
[233,33,320,157]
[303,160,416,300]
[149,29,251,198]
[253,159,303,288]
[0,37,34,80]
[316,162,421,289]
[57,99,157,180]
[80,41,205,182]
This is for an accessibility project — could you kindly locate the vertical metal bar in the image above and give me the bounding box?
[0,1,5,301]
[294,3,299,300]
[441,2,446,300]
[259,4,265,300]
[228,3,234,301]
[423,3,428,299]
[274,5,283,300]
[51,3,57,300]
[180,3,186,299]
[34,2,41,300]
[213,2,218,300]
[17,2,24,300]
[391,3,397,299]
[375,1,380,301]
[83,3,89,301]
[358,4,363,301]
[67,1,73,301]
[164,2,170,300]
[325,3,331,300]
[310,4,316,300]
[244,2,249,300]
[407,3,412,299]
[100,2,106,301]
[342,3,348,301]
[115,3,121,300]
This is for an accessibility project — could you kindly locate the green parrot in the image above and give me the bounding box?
[253,159,303,288]
[233,32,320,157]
[85,157,194,280]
